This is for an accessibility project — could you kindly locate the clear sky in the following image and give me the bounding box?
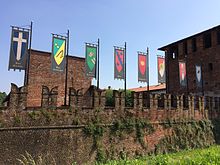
[1,0,220,93]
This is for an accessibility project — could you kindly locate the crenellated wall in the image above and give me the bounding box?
[3,83,220,121]
[0,84,220,164]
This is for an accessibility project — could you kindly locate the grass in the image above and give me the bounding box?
[96,145,220,165]
[17,146,220,165]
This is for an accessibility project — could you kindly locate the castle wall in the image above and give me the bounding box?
[26,50,91,107]
[1,85,220,164]
[0,121,214,165]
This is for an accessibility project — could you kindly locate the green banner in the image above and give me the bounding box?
[51,36,66,72]
[85,45,97,77]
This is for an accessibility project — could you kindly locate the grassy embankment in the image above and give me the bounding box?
[96,145,220,165]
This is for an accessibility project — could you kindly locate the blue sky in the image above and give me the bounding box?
[1,0,220,93]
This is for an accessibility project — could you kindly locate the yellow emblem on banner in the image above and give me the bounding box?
[54,41,65,65]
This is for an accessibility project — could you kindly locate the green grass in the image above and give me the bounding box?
[97,145,220,165]
[16,146,220,165]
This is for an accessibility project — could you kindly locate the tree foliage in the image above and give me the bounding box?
[105,89,114,106]
[0,92,7,106]
[105,89,133,107]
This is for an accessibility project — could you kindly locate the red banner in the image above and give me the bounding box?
[179,61,187,86]
[114,48,125,79]
[138,52,147,82]
[157,56,165,83]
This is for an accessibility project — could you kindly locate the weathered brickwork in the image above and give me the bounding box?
[1,84,219,164]
[26,50,91,107]
[159,25,220,96]
[1,83,220,164]
[5,83,219,121]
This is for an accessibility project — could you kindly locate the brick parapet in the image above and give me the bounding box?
[3,83,220,122]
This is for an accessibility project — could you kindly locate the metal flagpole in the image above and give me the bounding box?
[64,29,69,106]
[147,47,150,93]
[124,42,127,106]
[25,21,33,86]
[97,38,100,89]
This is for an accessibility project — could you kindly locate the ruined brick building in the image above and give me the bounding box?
[159,25,220,96]
[25,49,91,107]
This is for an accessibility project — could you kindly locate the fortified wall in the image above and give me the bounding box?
[4,83,220,120]
[0,83,219,164]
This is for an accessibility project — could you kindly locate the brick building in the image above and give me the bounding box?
[158,25,220,96]
[130,84,166,94]
[25,49,91,107]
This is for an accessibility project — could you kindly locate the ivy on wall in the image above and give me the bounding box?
[155,120,214,154]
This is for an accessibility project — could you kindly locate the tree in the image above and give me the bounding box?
[0,92,7,106]
[105,89,114,106]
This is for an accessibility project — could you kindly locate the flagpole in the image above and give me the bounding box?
[97,38,100,89]
[147,47,150,93]
[25,21,33,86]
[124,42,127,106]
[64,29,69,106]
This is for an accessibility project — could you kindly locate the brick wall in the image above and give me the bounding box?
[1,85,219,164]
[164,26,220,95]
[26,50,91,107]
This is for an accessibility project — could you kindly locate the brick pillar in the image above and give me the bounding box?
[150,94,154,109]
[9,83,19,109]
[121,92,125,110]
[176,95,180,119]
[188,95,191,119]
[69,88,77,109]
[199,96,205,119]
[191,95,195,119]
[204,96,210,119]
[154,94,158,109]
[180,95,184,118]
[114,90,120,109]
[177,95,180,111]
[133,92,139,110]
[94,89,100,108]
[49,86,58,108]
[210,96,214,119]
[139,92,143,110]
[164,94,168,110]
[18,86,27,110]
[100,90,106,109]
[76,89,83,109]
[167,94,171,110]
[41,86,49,108]
[188,95,193,119]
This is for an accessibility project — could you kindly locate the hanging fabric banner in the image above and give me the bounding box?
[157,56,165,84]
[138,52,147,82]
[85,44,97,78]
[114,47,125,79]
[9,28,29,70]
[51,36,66,72]
[196,64,202,87]
[179,61,187,86]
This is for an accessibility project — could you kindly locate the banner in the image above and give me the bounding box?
[9,28,29,70]
[179,61,187,86]
[138,52,147,82]
[85,44,97,77]
[51,36,66,72]
[196,65,202,87]
[157,56,165,83]
[114,48,125,79]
